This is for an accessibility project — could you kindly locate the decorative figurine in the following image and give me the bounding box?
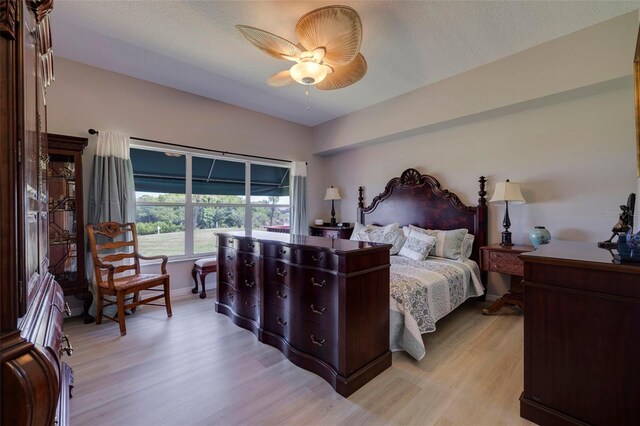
[598,193,635,249]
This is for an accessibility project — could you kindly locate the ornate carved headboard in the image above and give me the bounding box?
[357,168,488,288]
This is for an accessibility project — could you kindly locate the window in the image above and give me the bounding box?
[132,148,186,257]
[131,146,290,259]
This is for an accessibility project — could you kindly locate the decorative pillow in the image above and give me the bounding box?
[399,230,437,260]
[459,234,475,261]
[409,225,468,260]
[354,223,406,255]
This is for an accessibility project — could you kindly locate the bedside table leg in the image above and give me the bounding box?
[483,297,507,315]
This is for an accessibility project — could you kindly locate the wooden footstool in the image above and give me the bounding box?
[191,256,217,299]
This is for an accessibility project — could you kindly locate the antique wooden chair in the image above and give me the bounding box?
[86,222,172,336]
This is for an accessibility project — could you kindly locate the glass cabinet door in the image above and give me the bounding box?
[48,154,77,285]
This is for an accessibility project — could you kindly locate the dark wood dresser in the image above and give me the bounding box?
[216,231,392,397]
[519,241,640,426]
[1,2,73,425]
[308,225,354,239]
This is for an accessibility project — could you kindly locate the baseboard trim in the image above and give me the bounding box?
[171,285,218,297]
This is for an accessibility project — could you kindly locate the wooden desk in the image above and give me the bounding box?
[480,244,532,314]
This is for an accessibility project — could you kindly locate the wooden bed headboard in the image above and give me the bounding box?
[357,168,488,289]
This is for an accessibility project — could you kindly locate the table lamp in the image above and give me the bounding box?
[489,180,526,246]
[324,186,341,226]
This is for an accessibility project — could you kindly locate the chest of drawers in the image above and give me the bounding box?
[216,231,392,397]
[519,242,640,425]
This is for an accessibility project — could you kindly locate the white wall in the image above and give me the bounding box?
[312,12,639,297]
[47,58,324,305]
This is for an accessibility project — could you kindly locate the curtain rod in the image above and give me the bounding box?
[87,129,305,165]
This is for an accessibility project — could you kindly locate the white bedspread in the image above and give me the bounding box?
[389,256,484,360]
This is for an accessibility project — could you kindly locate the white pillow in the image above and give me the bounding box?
[355,223,406,255]
[399,229,437,260]
[459,234,475,261]
[409,225,468,260]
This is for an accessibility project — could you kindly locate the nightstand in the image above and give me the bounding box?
[480,244,533,314]
[309,225,354,239]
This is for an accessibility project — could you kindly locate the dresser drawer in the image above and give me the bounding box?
[235,238,259,254]
[218,235,236,249]
[298,296,338,333]
[295,249,339,271]
[218,283,259,322]
[489,261,523,276]
[236,252,259,287]
[218,282,237,309]
[293,321,339,370]
[236,294,260,322]
[263,303,294,340]
[489,251,520,262]
[263,258,294,287]
[262,242,293,261]
[264,281,296,311]
[299,268,338,304]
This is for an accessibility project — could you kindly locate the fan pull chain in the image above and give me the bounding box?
[305,87,311,111]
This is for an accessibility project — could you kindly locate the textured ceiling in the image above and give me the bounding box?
[52,1,639,127]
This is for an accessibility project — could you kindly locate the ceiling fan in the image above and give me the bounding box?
[236,5,367,91]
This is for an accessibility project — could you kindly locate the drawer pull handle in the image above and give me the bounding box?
[244,260,255,267]
[310,334,325,347]
[277,317,287,326]
[278,249,287,255]
[226,255,233,260]
[228,238,234,244]
[276,290,287,300]
[248,243,255,249]
[312,255,323,262]
[276,268,287,277]
[244,301,256,308]
[227,292,234,301]
[311,277,326,287]
[63,302,72,317]
[61,335,73,356]
[226,272,233,280]
[310,304,326,315]
[244,280,255,288]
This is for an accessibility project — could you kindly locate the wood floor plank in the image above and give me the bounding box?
[64,292,533,425]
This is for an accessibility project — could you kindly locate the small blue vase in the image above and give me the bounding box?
[529,226,551,249]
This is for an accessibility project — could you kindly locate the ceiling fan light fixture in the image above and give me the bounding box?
[290,60,328,85]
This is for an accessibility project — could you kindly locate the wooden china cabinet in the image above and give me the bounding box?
[1,1,74,425]
[47,133,94,323]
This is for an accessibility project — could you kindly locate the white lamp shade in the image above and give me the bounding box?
[490,181,526,204]
[324,187,341,201]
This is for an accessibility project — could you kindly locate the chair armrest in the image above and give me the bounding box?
[95,260,116,290]
[135,254,168,274]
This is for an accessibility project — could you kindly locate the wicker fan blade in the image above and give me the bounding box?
[236,25,301,61]
[316,53,367,90]
[295,6,362,66]
[268,70,295,87]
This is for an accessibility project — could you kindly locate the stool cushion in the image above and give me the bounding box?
[195,256,218,268]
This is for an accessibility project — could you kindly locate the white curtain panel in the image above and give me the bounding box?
[290,161,308,235]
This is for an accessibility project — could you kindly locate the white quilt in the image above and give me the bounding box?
[389,256,484,360]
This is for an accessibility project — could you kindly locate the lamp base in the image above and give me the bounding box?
[500,231,513,246]
[330,217,337,227]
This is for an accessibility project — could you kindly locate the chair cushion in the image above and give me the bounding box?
[195,256,218,268]
[99,273,169,291]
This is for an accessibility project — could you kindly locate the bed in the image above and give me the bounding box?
[357,168,488,360]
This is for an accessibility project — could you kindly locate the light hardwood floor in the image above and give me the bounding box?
[64,291,532,426]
